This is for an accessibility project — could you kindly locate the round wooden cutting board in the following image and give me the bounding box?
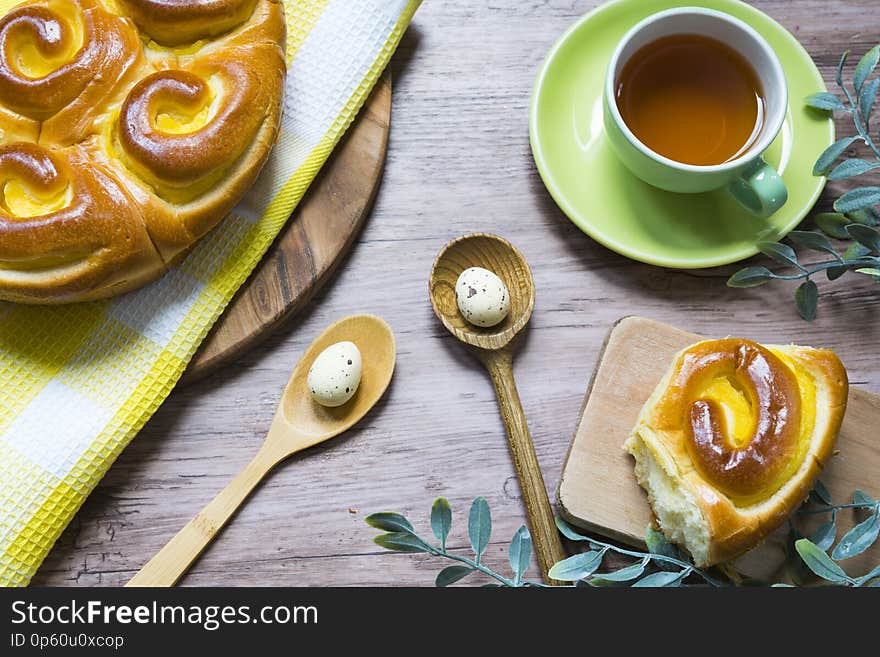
[185,74,391,380]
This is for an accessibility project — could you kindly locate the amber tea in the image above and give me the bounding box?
[615,34,766,166]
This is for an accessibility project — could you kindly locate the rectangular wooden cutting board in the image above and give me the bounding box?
[557,316,880,580]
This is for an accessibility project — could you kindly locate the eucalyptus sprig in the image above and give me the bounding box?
[727,45,880,320]
[368,486,880,587]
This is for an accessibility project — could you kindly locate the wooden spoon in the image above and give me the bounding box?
[127,314,396,587]
[429,233,566,584]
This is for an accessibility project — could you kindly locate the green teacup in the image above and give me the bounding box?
[603,7,789,218]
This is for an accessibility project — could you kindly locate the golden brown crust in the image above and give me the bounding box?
[630,339,848,566]
[0,0,285,303]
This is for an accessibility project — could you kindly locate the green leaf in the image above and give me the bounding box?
[435,565,473,587]
[826,265,849,281]
[848,207,880,225]
[835,187,880,213]
[836,50,850,87]
[856,268,880,278]
[814,212,852,239]
[805,92,845,111]
[365,512,414,534]
[374,532,431,553]
[794,539,852,584]
[757,241,800,267]
[591,561,647,583]
[854,490,876,505]
[810,516,837,551]
[555,517,599,546]
[632,569,689,587]
[846,223,880,252]
[859,78,879,125]
[645,526,682,571]
[548,550,605,581]
[468,497,491,562]
[854,45,880,94]
[727,266,775,288]
[855,564,880,587]
[771,583,796,587]
[844,242,872,260]
[787,230,840,258]
[508,525,532,584]
[795,279,818,322]
[813,136,858,175]
[812,480,833,505]
[831,514,880,560]
[430,498,452,550]
[828,158,879,181]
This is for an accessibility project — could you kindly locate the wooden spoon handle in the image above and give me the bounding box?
[481,349,567,585]
[126,444,282,587]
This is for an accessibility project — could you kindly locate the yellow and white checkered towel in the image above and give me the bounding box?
[0,0,420,587]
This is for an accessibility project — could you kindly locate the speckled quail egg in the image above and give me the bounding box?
[307,341,362,407]
[455,266,510,328]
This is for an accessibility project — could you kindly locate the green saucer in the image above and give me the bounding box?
[529,0,834,269]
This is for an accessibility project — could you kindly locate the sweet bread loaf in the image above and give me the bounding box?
[0,0,285,303]
[625,338,848,567]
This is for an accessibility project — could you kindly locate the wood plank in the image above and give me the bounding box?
[558,316,880,580]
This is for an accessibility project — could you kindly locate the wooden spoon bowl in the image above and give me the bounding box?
[429,233,535,351]
[429,233,565,584]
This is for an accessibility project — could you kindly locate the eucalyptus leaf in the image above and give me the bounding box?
[854,45,880,93]
[547,550,605,581]
[831,514,880,560]
[813,136,858,175]
[810,516,837,551]
[508,525,532,583]
[795,279,818,322]
[854,490,876,505]
[848,207,880,225]
[787,230,840,257]
[844,242,872,260]
[804,92,845,112]
[435,565,473,587]
[836,50,850,87]
[828,158,879,181]
[771,583,796,587]
[826,265,849,281]
[846,223,880,252]
[645,526,681,571]
[855,564,880,587]
[726,266,775,288]
[785,525,811,585]
[467,497,491,562]
[374,532,431,553]
[856,267,880,277]
[555,517,597,545]
[860,78,879,126]
[757,241,800,267]
[365,512,415,534]
[632,569,688,587]
[835,187,880,214]
[590,561,647,583]
[795,539,852,584]
[430,498,452,549]
[812,480,833,505]
[814,212,852,239]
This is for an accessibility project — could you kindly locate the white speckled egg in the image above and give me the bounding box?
[307,341,362,407]
[455,266,510,328]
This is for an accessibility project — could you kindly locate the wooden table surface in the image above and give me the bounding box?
[34,0,880,586]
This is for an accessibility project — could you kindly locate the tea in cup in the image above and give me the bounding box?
[604,7,788,217]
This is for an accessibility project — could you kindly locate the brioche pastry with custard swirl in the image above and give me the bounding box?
[0,0,285,303]
[625,338,848,567]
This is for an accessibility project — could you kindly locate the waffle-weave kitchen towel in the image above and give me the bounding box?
[0,0,420,586]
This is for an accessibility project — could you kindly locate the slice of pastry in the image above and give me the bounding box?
[625,338,848,567]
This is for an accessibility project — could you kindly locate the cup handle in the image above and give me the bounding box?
[727,159,788,218]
